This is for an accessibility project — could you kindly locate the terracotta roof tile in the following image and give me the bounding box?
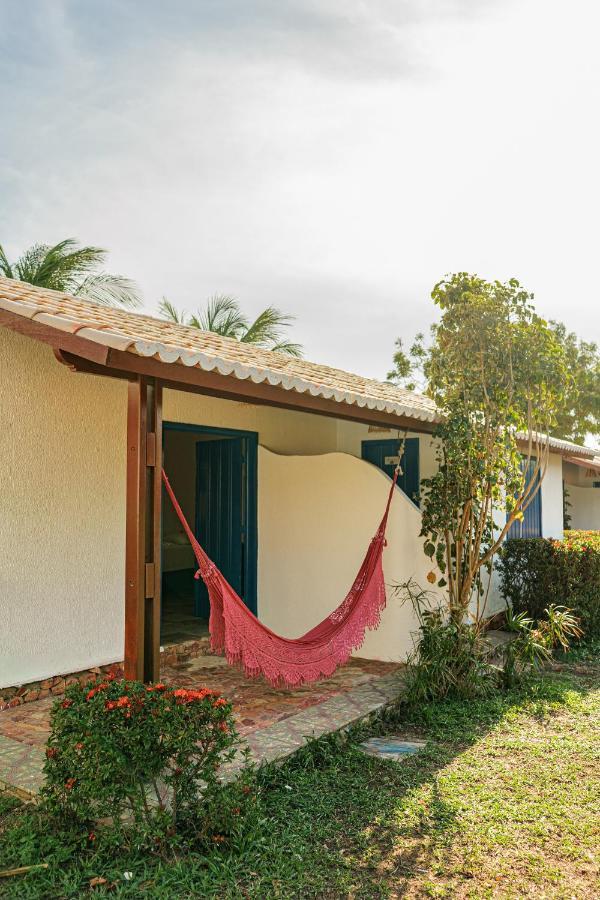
[0,277,438,423]
[1,277,596,457]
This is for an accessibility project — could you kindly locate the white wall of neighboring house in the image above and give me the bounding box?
[563,459,600,530]
[567,486,600,530]
[540,452,565,539]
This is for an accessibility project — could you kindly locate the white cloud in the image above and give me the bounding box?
[0,0,598,379]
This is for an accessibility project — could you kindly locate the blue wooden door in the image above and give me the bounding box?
[361,438,420,506]
[195,438,244,619]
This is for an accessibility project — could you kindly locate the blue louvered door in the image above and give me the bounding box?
[194,438,244,618]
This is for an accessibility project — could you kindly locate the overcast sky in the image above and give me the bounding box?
[1,0,598,379]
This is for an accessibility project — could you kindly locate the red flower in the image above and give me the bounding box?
[88,831,96,843]
[61,699,73,709]
[45,747,58,759]
[172,687,216,704]
[75,742,84,751]
[146,682,166,692]
[87,682,110,701]
[213,698,227,708]
[218,722,229,733]
[65,777,77,791]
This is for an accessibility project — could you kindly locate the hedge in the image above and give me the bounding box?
[496,530,600,638]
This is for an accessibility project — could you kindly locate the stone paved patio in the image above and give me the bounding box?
[0,657,405,798]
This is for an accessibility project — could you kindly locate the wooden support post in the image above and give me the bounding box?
[124,376,162,682]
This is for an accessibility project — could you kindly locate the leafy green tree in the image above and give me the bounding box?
[159,294,303,357]
[548,322,599,443]
[389,321,599,447]
[0,239,141,308]
[386,333,428,391]
[419,274,569,625]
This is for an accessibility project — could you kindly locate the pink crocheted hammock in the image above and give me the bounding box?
[162,467,398,687]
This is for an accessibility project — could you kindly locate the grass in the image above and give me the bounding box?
[0,656,598,898]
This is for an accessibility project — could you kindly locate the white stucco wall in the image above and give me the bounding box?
[568,485,600,530]
[164,389,338,455]
[0,330,128,689]
[540,452,564,539]
[257,448,433,662]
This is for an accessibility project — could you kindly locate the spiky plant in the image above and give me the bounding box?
[159,294,303,357]
[0,239,141,308]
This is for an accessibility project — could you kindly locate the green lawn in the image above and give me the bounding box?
[1,655,598,898]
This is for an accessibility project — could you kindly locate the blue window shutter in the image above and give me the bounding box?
[507,458,542,539]
[361,438,420,506]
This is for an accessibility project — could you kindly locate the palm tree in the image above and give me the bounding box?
[159,294,303,357]
[0,239,141,308]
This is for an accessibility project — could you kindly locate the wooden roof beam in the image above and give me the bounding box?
[55,348,438,435]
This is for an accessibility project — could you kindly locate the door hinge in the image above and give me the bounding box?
[146,433,156,467]
[145,563,155,598]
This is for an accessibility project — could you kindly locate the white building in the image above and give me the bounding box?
[0,277,597,693]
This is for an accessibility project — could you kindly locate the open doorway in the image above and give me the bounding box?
[161,422,258,645]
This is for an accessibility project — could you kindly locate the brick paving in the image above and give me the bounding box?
[0,657,405,798]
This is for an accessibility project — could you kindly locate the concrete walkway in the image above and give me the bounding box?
[0,659,405,799]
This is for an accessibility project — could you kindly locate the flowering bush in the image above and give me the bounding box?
[497,531,600,637]
[42,676,245,841]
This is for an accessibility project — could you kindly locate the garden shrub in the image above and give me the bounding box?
[396,580,496,702]
[496,531,600,637]
[42,675,246,844]
[397,579,583,702]
[501,604,582,688]
[404,609,496,702]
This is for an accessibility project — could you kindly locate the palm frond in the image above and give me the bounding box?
[13,243,50,285]
[241,306,296,345]
[73,272,141,308]
[4,238,141,308]
[193,295,248,337]
[0,244,13,278]
[29,240,107,292]
[269,340,304,358]
[159,297,187,324]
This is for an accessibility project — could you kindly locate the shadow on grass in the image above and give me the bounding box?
[250,664,597,898]
[0,664,597,899]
